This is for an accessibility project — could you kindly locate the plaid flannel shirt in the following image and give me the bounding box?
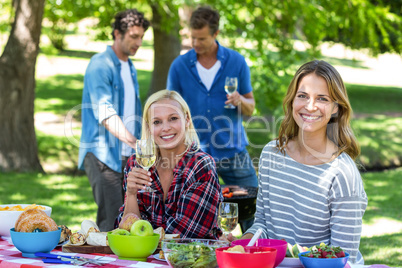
[115,144,223,239]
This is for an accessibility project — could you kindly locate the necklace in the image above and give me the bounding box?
[176,143,190,157]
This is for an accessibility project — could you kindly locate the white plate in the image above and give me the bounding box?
[152,254,166,262]
[277,257,303,267]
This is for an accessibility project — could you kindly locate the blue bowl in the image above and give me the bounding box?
[10,227,61,258]
[298,251,349,268]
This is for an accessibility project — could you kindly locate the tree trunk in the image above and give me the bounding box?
[148,3,181,96]
[0,0,45,172]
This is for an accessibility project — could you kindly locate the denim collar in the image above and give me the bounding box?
[105,45,134,68]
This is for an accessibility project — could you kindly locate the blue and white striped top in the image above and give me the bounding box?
[246,140,368,264]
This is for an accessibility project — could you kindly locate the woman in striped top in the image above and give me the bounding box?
[242,60,368,264]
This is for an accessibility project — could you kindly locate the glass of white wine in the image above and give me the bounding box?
[136,139,157,193]
[224,77,238,109]
[218,202,238,236]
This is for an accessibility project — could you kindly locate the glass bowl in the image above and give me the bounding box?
[161,238,229,268]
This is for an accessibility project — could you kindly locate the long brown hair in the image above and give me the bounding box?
[277,60,360,160]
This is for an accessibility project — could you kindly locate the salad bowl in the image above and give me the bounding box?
[161,238,229,268]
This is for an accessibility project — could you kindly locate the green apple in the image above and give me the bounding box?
[130,220,154,236]
[111,228,130,236]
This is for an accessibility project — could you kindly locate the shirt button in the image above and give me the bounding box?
[208,93,210,96]
[208,110,210,113]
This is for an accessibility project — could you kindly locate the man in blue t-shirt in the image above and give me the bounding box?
[78,9,149,231]
[167,6,258,231]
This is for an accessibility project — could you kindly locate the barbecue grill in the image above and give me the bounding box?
[222,185,258,233]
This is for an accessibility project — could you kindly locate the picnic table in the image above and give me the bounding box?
[0,236,392,268]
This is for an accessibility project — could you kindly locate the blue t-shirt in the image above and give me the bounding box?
[167,42,252,160]
[78,46,142,172]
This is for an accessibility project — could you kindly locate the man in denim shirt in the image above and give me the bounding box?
[78,9,149,231]
[167,6,257,231]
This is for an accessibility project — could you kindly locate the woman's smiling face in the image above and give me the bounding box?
[292,73,338,135]
[148,99,189,151]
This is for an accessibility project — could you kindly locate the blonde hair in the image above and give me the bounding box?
[141,90,200,150]
[277,60,360,160]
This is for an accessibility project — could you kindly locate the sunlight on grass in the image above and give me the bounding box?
[353,117,402,168]
[54,193,82,201]
[347,84,402,114]
[7,193,27,202]
[360,232,402,265]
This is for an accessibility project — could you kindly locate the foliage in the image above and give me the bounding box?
[42,0,151,50]
[2,0,402,112]
[204,0,402,114]
[0,0,13,33]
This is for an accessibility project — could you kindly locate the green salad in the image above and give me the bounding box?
[165,241,218,268]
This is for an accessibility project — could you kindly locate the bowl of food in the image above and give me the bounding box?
[10,227,61,258]
[0,204,52,237]
[216,245,277,268]
[231,238,287,267]
[161,238,230,268]
[107,231,160,261]
[298,250,349,268]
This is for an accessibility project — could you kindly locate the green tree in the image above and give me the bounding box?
[39,0,402,109]
[204,0,402,114]
[0,0,45,172]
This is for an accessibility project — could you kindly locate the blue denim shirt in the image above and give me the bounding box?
[167,42,251,160]
[78,46,142,172]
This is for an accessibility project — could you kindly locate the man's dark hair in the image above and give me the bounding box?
[112,9,150,39]
[190,6,220,35]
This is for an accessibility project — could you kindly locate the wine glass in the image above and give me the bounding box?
[135,139,157,193]
[218,202,238,236]
[224,77,238,109]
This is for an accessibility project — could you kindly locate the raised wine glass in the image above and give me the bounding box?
[218,202,238,236]
[136,138,157,193]
[224,77,238,109]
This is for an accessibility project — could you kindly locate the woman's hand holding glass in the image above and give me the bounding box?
[134,139,156,193]
[126,167,153,195]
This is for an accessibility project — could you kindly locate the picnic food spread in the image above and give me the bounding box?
[224,245,246,253]
[285,242,309,258]
[68,219,107,246]
[0,204,46,211]
[14,209,58,233]
[2,204,357,267]
[303,242,346,258]
[58,225,72,243]
[163,240,219,267]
